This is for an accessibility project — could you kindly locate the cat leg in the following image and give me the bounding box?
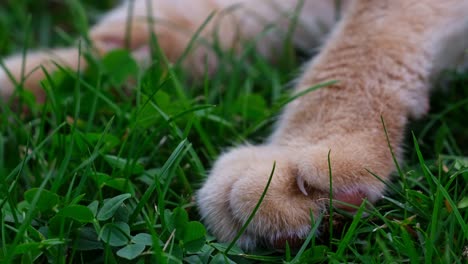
[0,0,340,102]
[197,0,468,250]
[0,1,174,101]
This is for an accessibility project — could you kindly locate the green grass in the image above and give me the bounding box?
[1,2,467,263]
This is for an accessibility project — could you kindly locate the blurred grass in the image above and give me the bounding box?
[0,1,467,263]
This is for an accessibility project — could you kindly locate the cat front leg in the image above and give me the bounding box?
[1,0,338,102]
[197,0,468,250]
[0,0,200,102]
[279,0,468,206]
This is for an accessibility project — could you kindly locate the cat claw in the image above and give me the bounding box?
[296,175,308,196]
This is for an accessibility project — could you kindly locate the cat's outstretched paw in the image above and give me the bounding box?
[197,141,390,250]
[197,145,322,250]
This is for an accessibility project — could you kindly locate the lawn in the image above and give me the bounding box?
[1,1,467,263]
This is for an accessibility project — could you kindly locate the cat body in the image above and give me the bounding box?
[1,0,468,250]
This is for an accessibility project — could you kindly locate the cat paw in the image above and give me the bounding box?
[197,145,320,250]
[197,141,390,250]
[0,48,82,102]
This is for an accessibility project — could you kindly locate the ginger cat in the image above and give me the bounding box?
[1,0,467,250]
